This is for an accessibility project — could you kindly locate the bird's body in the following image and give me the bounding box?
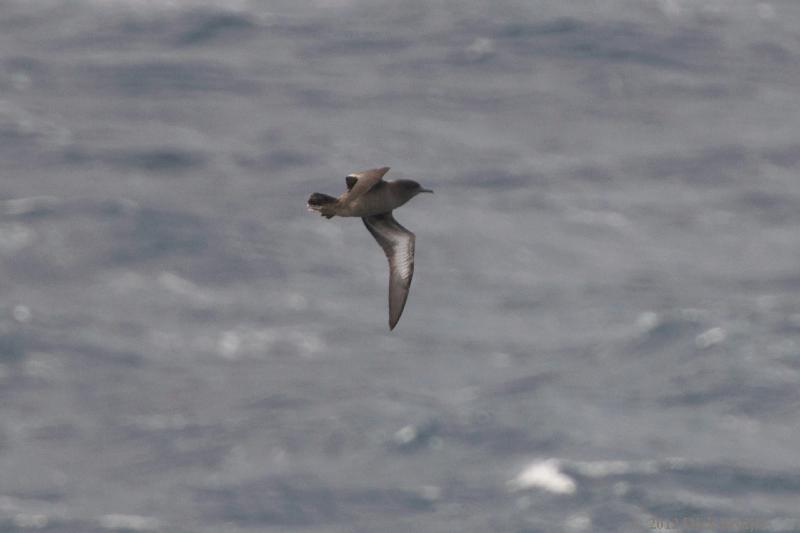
[307,167,426,218]
[331,184,410,217]
[307,167,433,330]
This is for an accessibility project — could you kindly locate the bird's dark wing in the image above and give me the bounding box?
[362,212,415,330]
[346,167,390,198]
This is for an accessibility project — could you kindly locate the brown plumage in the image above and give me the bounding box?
[307,167,433,330]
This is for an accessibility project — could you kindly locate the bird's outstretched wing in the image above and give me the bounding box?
[362,212,415,330]
[346,167,390,198]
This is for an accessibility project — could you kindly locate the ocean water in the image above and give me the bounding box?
[1,0,800,531]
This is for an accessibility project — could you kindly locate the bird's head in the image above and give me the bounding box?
[397,179,434,197]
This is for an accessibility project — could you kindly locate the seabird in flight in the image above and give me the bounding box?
[307,167,433,330]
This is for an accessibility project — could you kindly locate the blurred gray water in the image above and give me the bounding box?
[1,0,800,531]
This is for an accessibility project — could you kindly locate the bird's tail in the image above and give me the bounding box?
[307,193,337,219]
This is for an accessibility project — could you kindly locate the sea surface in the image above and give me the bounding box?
[1,1,800,531]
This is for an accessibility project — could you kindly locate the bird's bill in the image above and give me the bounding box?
[419,188,434,194]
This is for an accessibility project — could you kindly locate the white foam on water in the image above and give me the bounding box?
[419,485,441,502]
[565,514,591,532]
[613,481,629,496]
[215,326,324,359]
[288,329,325,358]
[635,311,660,334]
[3,196,62,216]
[22,353,62,381]
[0,224,35,254]
[217,330,242,359]
[393,425,418,446]
[0,101,71,147]
[695,327,726,349]
[13,305,32,323]
[13,514,48,529]
[158,271,214,305]
[465,38,495,62]
[566,459,659,478]
[508,459,577,495]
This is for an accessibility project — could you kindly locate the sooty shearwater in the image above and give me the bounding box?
[307,167,433,330]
